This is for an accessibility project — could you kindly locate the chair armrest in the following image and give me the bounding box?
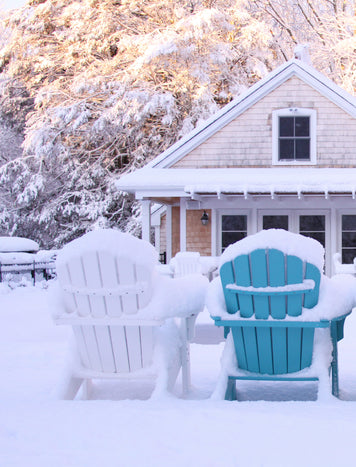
[211,315,331,328]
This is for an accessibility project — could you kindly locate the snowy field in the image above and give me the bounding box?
[2,282,356,467]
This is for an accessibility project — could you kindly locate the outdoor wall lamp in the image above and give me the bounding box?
[201,210,209,226]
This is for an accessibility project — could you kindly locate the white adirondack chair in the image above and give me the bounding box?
[171,252,202,278]
[53,230,207,400]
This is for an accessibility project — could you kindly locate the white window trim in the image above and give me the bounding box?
[272,108,317,165]
[338,210,356,266]
[218,209,251,254]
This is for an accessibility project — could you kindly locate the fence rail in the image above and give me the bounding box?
[0,257,56,285]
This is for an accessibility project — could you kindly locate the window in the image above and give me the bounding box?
[341,215,356,264]
[272,108,316,165]
[299,215,325,248]
[221,215,247,252]
[263,215,289,230]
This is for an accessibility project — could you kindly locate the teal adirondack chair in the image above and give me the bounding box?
[211,230,350,400]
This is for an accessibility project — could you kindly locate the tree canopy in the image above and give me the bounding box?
[0,0,355,247]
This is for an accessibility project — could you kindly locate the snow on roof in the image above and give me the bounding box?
[0,237,39,253]
[220,228,324,271]
[56,229,158,269]
[117,167,356,197]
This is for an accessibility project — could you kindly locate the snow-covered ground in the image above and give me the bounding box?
[2,282,356,467]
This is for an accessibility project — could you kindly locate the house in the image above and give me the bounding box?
[117,49,356,276]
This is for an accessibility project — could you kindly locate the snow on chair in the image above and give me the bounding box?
[53,229,207,400]
[207,229,352,401]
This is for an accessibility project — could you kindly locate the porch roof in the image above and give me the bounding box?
[116,167,356,200]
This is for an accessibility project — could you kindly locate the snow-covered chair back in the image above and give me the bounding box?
[172,251,202,278]
[54,230,182,399]
[56,233,155,318]
[220,249,321,320]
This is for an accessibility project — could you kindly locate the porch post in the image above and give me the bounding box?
[166,205,172,262]
[154,226,160,253]
[211,208,217,256]
[141,200,151,243]
[180,198,187,252]
[330,207,337,275]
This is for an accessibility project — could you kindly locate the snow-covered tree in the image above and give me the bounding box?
[0,0,355,247]
[0,0,280,247]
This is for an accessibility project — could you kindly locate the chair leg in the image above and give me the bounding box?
[330,322,339,398]
[82,379,93,400]
[62,376,83,400]
[180,317,191,395]
[225,379,237,401]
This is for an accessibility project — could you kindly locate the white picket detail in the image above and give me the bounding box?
[110,326,130,373]
[125,326,142,372]
[81,251,106,318]
[135,264,152,309]
[140,326,155,368]
[66,256,91,316]
[94,326,116,373]
[57,262,77,315]
[99,251,121,317]
[80,326,103,372]
[116,256,140,314]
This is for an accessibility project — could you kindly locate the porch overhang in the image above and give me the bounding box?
[116,167,356,202]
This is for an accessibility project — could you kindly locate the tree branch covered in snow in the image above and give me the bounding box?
[0,0,355,247]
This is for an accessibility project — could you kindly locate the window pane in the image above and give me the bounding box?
[222,231,247,248]
[279,117,294,136]
[263,215,289,230]
[299,215,325,231]
[300,231,325,246]
[279,139,294,159]
[295,117,309,137]
[342,215,356,231]
[295,139,310,160]
[342,231,356,247]
[222,215,247,231]
[342,249,356,264]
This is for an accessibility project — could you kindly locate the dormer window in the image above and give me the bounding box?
[272,108,316,165]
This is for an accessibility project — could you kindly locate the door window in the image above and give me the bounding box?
[221,215,247,251]
[299,215,325,248]
[341,215,356,264]
[262,215,289,230]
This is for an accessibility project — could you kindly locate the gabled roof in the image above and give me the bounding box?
[145,58,356,169]
[116,57,356,198]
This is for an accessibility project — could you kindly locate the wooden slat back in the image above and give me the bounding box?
[232,326,315,375]
[57,252,153,317]
[269,249,286,319]
[233,255,253,318]
[56,237,158,376]
[286,255,304,317]
[220,248,321,318]
[173,252,201,277]
[73,324,155,373]
[250,249,269,319]
[220,247,322,375]
[58,256,91,317]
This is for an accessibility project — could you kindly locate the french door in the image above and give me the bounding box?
[257,210,330,273]
[218,209,331,273]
